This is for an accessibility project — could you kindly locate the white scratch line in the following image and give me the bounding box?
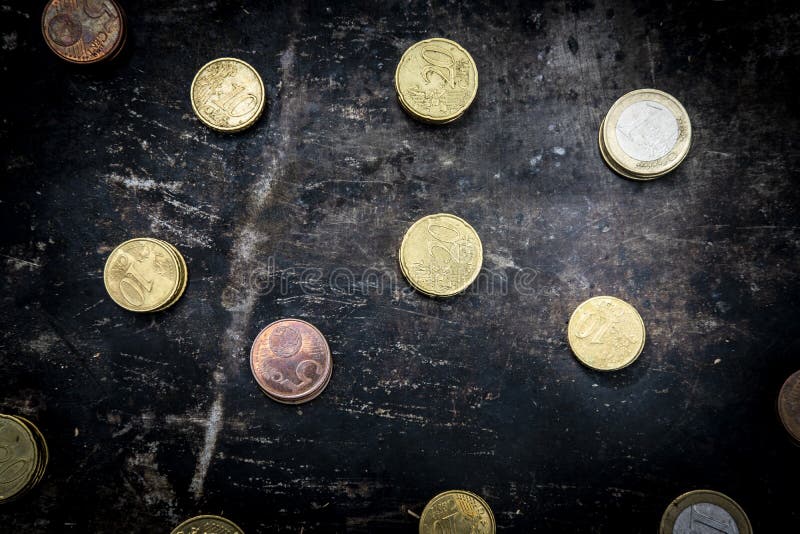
[189,394,224,498]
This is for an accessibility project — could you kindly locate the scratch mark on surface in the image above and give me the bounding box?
[189,394,224,498]
[645,35,656,84]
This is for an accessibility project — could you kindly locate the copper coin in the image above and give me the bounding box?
[778,369,800,443]
[42,0,126,64]
[250,319,332,404]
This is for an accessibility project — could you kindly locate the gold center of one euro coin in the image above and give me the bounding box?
[0,415,39,502]
[567,296,645,371]
[399,213,483,297]
[191,57,266,132]
[171,515,245,534]
[419,490,496,534]
[395,38,478,123]
[104,238,182,312]
[600,89,691,180]
[660,490,752,534]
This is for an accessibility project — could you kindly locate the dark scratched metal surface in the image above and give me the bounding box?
[1,1,799,532]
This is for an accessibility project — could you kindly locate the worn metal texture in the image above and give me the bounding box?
[1,0,799,532]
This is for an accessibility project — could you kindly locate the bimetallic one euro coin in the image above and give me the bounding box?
[42,0,126,64]
[0,415,39,503]
[250,319,333,404]
[171,515,244,534]
[660,490,752,534]
[778,369,800,443]
[191,58,266,132]
[567,296,645,371]
[399,214,483,297]
[395,38,478,124]
[601,89,691,180]
[419,490,495,534]
[104,238,182,312]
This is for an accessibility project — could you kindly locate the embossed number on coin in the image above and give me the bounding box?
[191,58,266,132]
[419,490,496,534]
[567,296,645,371]
[42,0,126,64]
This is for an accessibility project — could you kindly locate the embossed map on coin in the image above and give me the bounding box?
[171,515,244,534]
[419,490,496,534]
[42,0,125,64]
[250,319,332,403]
[191,58,265,132]
[395,38,478,123]
[399,214,483,297]
[104,238,180,312]
[0,415,38,501]
[615,101,679,161]
[673,503,739,534]
[567,296,645,371]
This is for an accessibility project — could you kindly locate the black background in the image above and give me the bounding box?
[1,1,799,532]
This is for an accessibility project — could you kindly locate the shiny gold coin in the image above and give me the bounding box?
[399,213,483,297]
[0,415,39,503]
[171,514,244,534]
[104,238,182,312]
[191,57,266,133]
[601,89,691,180]
[660,490,752,534]
[10,416,48,497]
[567,296,645,371]
[153,240,188,312]
[419,490,495,534]
[395,38,478,124]
[778,369,800,443]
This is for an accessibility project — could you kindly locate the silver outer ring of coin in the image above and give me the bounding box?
[659,490,752,534]
[602,89,691,179]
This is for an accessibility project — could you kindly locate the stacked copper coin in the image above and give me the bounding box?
[42,0,127,65]
[0,414,48,503]
[249,319,333,404]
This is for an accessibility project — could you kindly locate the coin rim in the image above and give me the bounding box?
[11,416,48,495]
[41,0,127,65]
[170,514,245,534]
[395,38,478,124]
[567,295,646,371]
[190,57,266,133]
[153,240,188,312]
[659,489,752,534]
[249,318,333,403]
[0,414,39,502]
[778,369,800,443]
[418,489,496,534]
[602,88,691,178]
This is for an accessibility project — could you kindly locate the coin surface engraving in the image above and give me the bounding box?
[104,238,182,312]
[42,0,126,64]
[615,101,679,161]
[419,490,495,534]
[171,515,244,534]
[0,415,38,502]
[660,490,751,534]
[567,296,645,371]
[399,213,483,297]
[674,503,738,534]
[778,369,800,442]
[395,38,478,123]
[191,58,266,132]
[250,319,332,404]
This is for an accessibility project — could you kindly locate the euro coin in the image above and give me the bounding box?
[419,490,496,534]
[778,369,800,443]
[42,0,126,64]
[395,38,478,124]
[399,214,482,297]
[250,319,333,404]
[171,515,244,534]
[104,238,183,312]
[191,57,266,133]
[660,490,752,534]
[600,89,691,180]
[567,296,645,371]
[153,240,188,312]
[12,416,48,496]
[0,415,39,503]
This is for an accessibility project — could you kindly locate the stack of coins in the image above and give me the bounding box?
[103,238,188,312]
[249,319,333,404]
[399,213,483,297]
[191,58,266,133]
[41,0,127,65]
[660,490,752,534]
[599,89,692,180]
[419,490,496,534]
[567,296,646,371]
[0,414,48,503]
[778,369,800,443]
[395,38,478,124]
[171,515,244,534]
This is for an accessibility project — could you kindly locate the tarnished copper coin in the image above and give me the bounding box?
[250,319,332,404]
[778,369,800,443]
[42,0,126,65]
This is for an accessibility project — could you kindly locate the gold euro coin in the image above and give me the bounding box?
[0,414,45,503]
[171,514,245,534]
[599,89,691,180]
[567,296,645,371]
[104,238,187,312]
[659,490,752,534]
[399,213,483,297]
[395,38,478,124]
[419,490,495,534]
[191,57,266,132]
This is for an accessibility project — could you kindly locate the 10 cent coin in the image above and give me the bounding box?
[419,490,496,534]
[567,296,645,371]
[191,58,266,133]
[171,515,244,534]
